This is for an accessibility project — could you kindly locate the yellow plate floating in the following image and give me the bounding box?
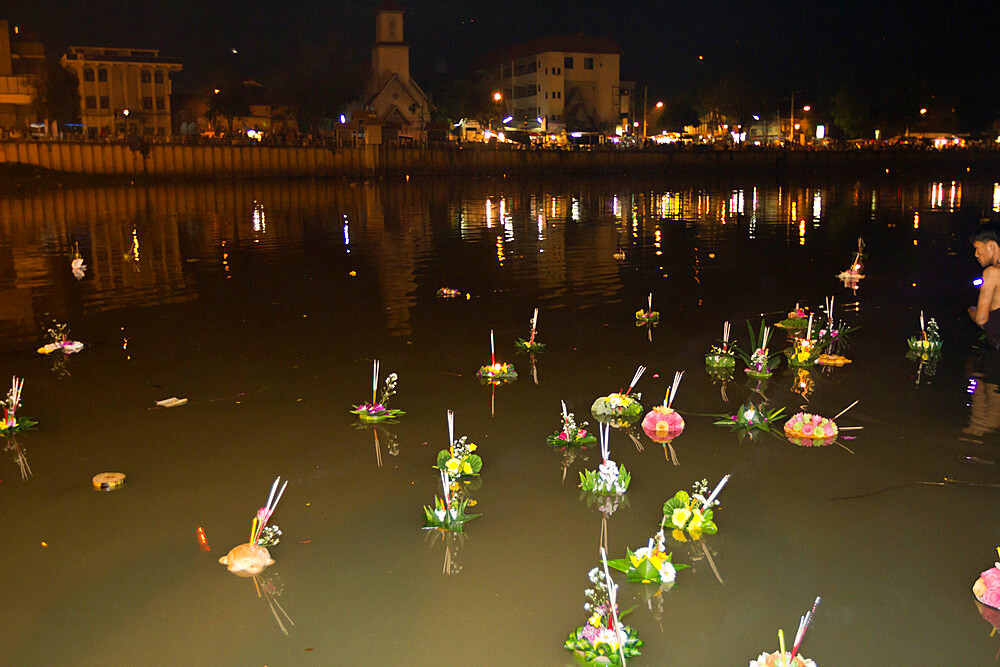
[92,472,126,491]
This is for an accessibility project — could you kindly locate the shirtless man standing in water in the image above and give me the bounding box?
[970,222,1000,350]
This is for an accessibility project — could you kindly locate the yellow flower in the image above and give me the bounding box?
[671,529,687,542]
[687,511,704,532]
[635,309,644,318]
[588,613,602,627]
[467,443,477,452]
[671,508,691,529]
[446,458,461,473]
[462,461,473,475]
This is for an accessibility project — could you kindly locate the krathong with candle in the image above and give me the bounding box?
[641,372,685,443]
[635,292,660,324]
[786,314,819,367]
[350,360,405,422]
[477,330,518,383]
[750,597,822,667]
[219,477,286,577]
[548,400,596,448]
[907,312,942,352]
[663,476,727,542]
[714,400,786,441]
[738,322,781,377]
[563,552,643,665]
[0,376,36,436]
[434,410,483,482]
[705,321,737,367]
[607,528,688,585]
[591,366,646,427]
[435,287,463,298]
[785,402,861,449]
[776,303,810,330]
[70,242,87,280]
[972,549,1000,609]
[514,308,546,353]
[423,470,481,533]
[36,321,84,356]
[580,423,630,495]
[836,236,866,287]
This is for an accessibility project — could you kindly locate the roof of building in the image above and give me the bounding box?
[378,0,407,12]
[63,47,182,66]
[478,35,621,68]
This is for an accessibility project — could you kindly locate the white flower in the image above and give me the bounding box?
[632,546,652,561]
[658,560,676,583]
[595,627,622,649]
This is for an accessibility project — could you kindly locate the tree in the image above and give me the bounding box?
[829,87,873,139]
[31,60,80,126]
[654,100,700,132]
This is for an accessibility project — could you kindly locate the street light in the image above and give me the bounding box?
[655,101,664,108]
[919,108,928,115]
[493,91,502,102]
[802,105,811,112]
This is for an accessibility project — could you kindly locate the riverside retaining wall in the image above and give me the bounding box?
[2,141,998,179]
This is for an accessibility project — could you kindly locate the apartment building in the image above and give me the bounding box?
[0,20,42,131]
[60,46,181,137]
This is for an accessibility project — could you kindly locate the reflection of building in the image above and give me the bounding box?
[477,35,626,133]
[60,46,181,137]
[360,2,430,143]
[0,20,41,131]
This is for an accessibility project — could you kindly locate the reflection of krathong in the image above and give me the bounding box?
[434,410,483,482]
[548,400,596,448]
[514,307,546,353]
[350,359,405,422]
[715,400,785,441]
[563,549,643,665]
[0,376,36,436]
[37,321,84,356]
[705,320,736,367]
[907,311,942,352]
[608,528,688,585]
[219,476,287,577]
[477,330,518,383]
[751,597,822,667]
[580,423,630,495]
[738,322,780,377]
[635,291,660,325]
[663,476,727,542]
[592,365,646,427]
[4,435,31,480]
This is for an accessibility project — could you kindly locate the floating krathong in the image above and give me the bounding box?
[972,548,1000,610]
[815,353,851,366]
[514,308,545,353]
[0,376,36,436]
[776,303,810,330]
[477,330,517,383]
[436,287,463,299]
[751,598,822,667]
[350,359,404,422]
[434,410,483,482]
[607,528,688,585]
[705,321,736,367]
[563,549,643,665]
[738,322,780,377]
[580,423,630,495]
[642,371,685,441]
[548,400,596,448]
[635,292,660,325]
[219,476,286,577]
[70,242,87,280]
[591,366,645,427]
[784,402,861,449]
[714,400,785,441]
[786,314,818,367]
[907,311,942,352]
[663,476,727,542]
[422,470,481,533]
[836,236,866,289]
[37,322,84,356]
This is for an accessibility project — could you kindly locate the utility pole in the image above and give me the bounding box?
[642,85,648,139]
[789,91,794,143]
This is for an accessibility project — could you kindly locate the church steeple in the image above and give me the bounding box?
[372,2,409,85]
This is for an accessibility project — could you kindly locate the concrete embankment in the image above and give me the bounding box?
[1,141,998,180]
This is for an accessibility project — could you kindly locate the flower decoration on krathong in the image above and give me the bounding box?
[70,242,87,280]
[737,321,781,377]
[36,321,84,356]
[219,476,286,577]
[907,310,942,353]
[436,286,465,299]
[0,376,36,436]
[580,423,630,495]
[714,400,786,441]
[350,360,404,422]
[548,400,597,449]
[641,371,685,444]
[663,476,728,542]
[563,550,643,665]
[433,410,483,482]
[591,365,646,427]
[607,529,689,585]
[776,303,810,330]
[752,597,823,667]
[783,411,838,443]
[514,307,546,353]
[836,236,866,289]
[635,291,660,325]
[477,329,518,384]
[423,470,481,533]
[705,320,737,367]
[973,549,1000,610]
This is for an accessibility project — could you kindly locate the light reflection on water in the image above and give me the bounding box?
[0,175,999,664]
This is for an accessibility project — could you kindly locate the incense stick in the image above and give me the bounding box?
[530,308,539,342]
[600,547,628,667]
[599,422,611,463]
[832,400,859,420]
[723,321,731,345]
[561,400,569,425]
[667,371,684,408]
[648,292,652,312]
[626,365,646,395]
[805,313,813,340]
[447,410,455,447]
[372,359,379,405]
[490,329,495,366]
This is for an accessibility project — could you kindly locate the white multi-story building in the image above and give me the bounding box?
[60,46,181,137]
[477,36,632,134]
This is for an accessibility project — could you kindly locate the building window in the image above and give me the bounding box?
[544,67,548,75]
[141,70,151,83]
[143,126,154,136]
[83,68,94,82]
[98,69,107,82]
[584,57,594,70]
[154,71,163,83]
[544,91,548,99]
[142,96,153,110]
[564,57,574,69]
[85,95,96,109]
[100,96,109,109]
[156,97,165,109]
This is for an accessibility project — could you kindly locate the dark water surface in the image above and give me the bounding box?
[2,174,1000,665]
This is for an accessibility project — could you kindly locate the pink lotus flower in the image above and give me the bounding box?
[802,424,814,435]
[983,568,1000,588]
[581,625,599,642]
[985,588,1000,608]
[558,432,568,440]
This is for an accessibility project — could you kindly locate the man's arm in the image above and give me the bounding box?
[972,266,1000,326]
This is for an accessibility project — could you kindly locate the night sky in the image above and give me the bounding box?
[5,1,995,104]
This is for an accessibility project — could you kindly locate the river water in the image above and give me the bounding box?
[1,173,1000,664]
